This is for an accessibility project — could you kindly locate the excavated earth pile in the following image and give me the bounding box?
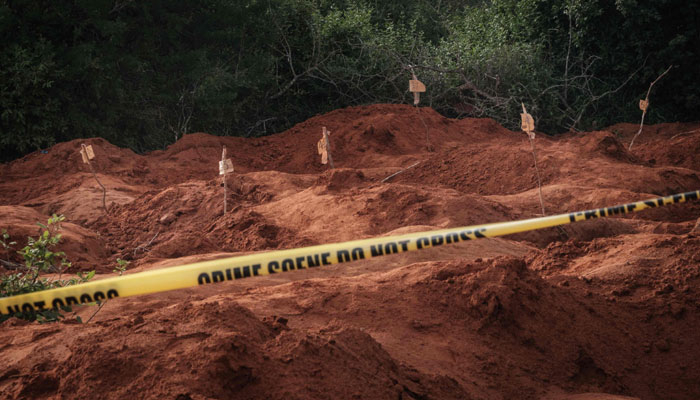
[1,104,699,399]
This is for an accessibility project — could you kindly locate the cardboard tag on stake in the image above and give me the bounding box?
[219,159,234,175]
[520,103,535,139]
[410,78,426,106]
[409,79,426,93]
[520,113,535,133]
[639,99,649,112]
[80,144,95,164]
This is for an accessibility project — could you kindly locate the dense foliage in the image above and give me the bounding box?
[1,0,697,160]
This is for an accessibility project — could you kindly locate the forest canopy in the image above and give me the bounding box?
[1,0,697,160]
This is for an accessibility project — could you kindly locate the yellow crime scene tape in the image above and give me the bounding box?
[1,190,698,316]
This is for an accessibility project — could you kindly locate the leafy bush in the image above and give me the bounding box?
[0,215,94,323]
[1,0,697,161]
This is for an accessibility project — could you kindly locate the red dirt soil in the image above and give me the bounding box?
[1,104,699,399]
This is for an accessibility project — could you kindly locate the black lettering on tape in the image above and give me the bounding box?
[296,256,306,269]
[474,228,487,238]
[584,210,598,220]
[198,273,211,285]
[33,301,46,311]
[626,204,637,213]
[686,191,698,201]
[282,259,295,272]
[459,231,471,241]
[52,299,65,309]
[444,233,459,244]
[226,269,233,280]
[94,292,106,302]
[212,271,225,283]
[431,235,444,247]
[398,240,410,251]
[351,248,365,260]
[268,261,279,274]
[66,297,79,306]
[80,294,93,303]
[370,245,383,257]
[608,205,625,216]
[337,249,351,263]
[568,213,576,222]
[22,303,34,312]
[416,237,430,249]
[673,194,683,203]
[321,253,331,265]
[252,264,261,276]
[643,200,657,208]
[307,255,320,268]
[385,242,399,255]
[107,289,119,299]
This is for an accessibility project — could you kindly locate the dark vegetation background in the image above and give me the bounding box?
[1,0,698,161]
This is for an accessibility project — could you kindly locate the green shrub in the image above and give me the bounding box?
[0,215,95,323]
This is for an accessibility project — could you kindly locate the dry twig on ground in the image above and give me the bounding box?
[381,161,421,183]
[133,230,160,256]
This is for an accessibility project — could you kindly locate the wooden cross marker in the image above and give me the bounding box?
[220,146,234,214]
[317,127,334,168]
[79,143,108,214]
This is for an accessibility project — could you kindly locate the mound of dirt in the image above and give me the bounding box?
[233,255,700,399]
[395,130,700,198]
[1,104,700,399]
[607,122,700,171]
[0,206,110,272]
[0,299,469,399]
[87,179,306,266]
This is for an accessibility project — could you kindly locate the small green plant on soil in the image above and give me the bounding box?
[1,229,16,264]
[0,215,95,323]
[113,258,129,276]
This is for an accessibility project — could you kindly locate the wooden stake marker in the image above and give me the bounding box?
[317,127,334,168]
[409,72,426,106]
[520,103,536,140]
[220,146,234,214]
[408,69,431,150]
[629,65,672,151]
[80,144,108,214]
[520,104,546,217]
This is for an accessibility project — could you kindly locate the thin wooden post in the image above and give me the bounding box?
[628,65,672,151]
[409,69,430,151]
[222,146,228,214]
[81,144,108,214]
[520,104,546,217]
[323,127,334,169]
